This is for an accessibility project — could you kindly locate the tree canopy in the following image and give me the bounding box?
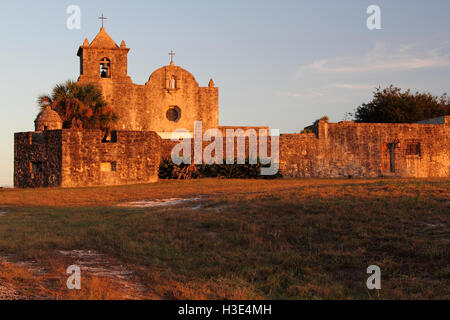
[38,80,117,130]
[349,85,449,123]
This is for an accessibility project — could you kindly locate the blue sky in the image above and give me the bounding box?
[0,0,449,186]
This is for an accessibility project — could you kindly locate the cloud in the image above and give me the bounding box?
[332,83,375,89]
[278,91,324,99]
[297,41,450,76]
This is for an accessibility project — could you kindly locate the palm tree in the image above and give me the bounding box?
[38,80,117,130]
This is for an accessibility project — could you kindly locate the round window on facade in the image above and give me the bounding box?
[166,106,181,122]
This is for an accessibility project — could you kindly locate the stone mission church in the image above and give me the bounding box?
[14,27,450,188]
[77,27,218,138]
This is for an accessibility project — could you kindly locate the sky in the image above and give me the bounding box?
[0,0,449,187]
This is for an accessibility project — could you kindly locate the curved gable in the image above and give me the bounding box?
[145,65,199,88]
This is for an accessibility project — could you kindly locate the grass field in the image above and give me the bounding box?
[0,178,449,299]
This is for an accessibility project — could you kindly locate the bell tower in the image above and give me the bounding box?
[77,27,131,83]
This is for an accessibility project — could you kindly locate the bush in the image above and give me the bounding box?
[158,158,282,180]
[158,158,201,180]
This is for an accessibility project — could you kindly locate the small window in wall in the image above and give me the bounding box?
[102,131,117,143]
[101,161,117,172]
[166,106,181,122]
[100,57,111,78]
[170,76,177,89]
[406,142,421,156]
[30,132,43,145]
[30,161,43,174]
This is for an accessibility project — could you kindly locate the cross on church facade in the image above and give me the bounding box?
[169,50,175,63]
[98,14,107,28]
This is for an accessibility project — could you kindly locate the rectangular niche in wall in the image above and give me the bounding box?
[102,131,118,143]
[30,161,43,174]
[101,161,117,172]
[406,141,421,156]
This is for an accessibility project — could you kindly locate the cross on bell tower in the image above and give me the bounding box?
[98,14,107,28]
[168,50,175,65]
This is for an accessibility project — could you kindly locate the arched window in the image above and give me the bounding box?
[100,58,111,78]
[170,76,177,89]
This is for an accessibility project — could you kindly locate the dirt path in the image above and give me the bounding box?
[0,251,145,300]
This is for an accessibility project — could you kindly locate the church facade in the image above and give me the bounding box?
[77,27,218,138]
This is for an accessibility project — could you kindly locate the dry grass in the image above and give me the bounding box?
[0,178,409,207]
[0,178,449,299]
[0,259,142,300]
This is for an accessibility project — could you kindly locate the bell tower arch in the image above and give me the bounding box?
[77,28,131,83]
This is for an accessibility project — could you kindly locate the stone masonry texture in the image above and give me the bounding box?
[15,130,161,188]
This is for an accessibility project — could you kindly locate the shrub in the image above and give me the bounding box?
[158,158,201,180]
[158,158,282,180]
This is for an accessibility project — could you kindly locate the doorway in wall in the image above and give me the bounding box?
[382,143,396,173]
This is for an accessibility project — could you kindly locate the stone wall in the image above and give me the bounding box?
[161,120,449,178]
[14,119,449,188]
[60,130,161,187]
[161,126,271,162]
[14,131,63,188]
[279,120,450,178]
[279,133,320,177]
[14,130,161,188]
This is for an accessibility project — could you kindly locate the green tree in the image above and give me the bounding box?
[349,85,449,123]
[38,80,117,130]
